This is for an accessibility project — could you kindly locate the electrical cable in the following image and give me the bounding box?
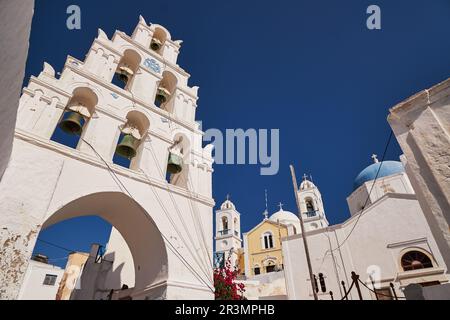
[321,130,394,257]
[80,137,215,293]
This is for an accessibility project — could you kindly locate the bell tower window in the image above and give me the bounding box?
[113,111,149,169]
[112,49,141,90]
[166,134,190,188]
[150,27,167,54]
[305,198,316,217]
[221,216,229,235]
[51,87,97,149]
[155,71,177,109]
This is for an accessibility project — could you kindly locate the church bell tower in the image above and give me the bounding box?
[298,175,329,231]
[215,197,242,269]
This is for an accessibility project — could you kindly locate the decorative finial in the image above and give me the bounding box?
[371,154,379,164]
[278,202,284,211]
[226,193,230,201]
[302,173,308,181]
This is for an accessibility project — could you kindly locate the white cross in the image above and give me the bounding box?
[302,174,308,181]
[371,154,379,163]
[278,202,284,211]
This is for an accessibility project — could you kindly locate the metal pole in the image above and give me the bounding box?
[341,281,348,300]
[390,282,398,300]
[290,165,318,300]
[351,272,363,300]
[370,275,379,300]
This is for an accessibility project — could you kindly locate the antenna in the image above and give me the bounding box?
[263,189,269,220]
[265,189,268,212]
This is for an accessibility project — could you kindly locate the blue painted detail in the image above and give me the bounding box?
[144,58,161,73]
[111,92,119,99]
[353,161,404,190]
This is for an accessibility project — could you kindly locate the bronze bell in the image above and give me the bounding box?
[150,38,163,51]
[155,86,171,105]
[167,152,183,174]
[118,66,134,85]
[115,134,140,159]
[119,73,129,85]
[59,111,84,135]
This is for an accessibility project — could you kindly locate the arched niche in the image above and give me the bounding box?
[155,71,178,110]
[113,110,150,169]
[114,49,142,90]
[51,87,98,149]
[150,27,169,54]
[166,132,190,188]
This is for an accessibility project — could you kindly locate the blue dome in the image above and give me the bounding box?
[353,161,404,191]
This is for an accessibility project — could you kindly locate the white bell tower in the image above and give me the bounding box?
[0,17,215,300]
[215,196,242,269]
[298,175,329,231]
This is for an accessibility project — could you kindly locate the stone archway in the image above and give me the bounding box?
[41,191,168,300]
[2,190,168,300]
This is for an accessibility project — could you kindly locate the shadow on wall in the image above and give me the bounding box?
[70,252,132,300]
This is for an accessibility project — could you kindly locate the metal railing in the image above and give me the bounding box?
[218,229,230,236]
[306,210,317,218]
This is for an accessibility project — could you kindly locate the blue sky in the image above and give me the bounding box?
[28,0,450,267]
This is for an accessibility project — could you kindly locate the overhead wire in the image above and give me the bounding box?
[80,137,215,293]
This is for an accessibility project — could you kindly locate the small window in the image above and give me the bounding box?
[43,274,57,286]
[401,250,433,271]
[222,217,229,231]
[263,233,274,249]
[254,267,260,275]
[305,198,316,217]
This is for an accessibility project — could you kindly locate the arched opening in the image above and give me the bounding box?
[26,192,168,300]
[262,232,274,249]
[155,71,177,109]
[401,250,434,272]
[233,218,239,237]
[112,49,141,90]
[150,27,167,54]
[221,216,229,235]
[305,198,316,217]
[51,87,98,149]
[166,133,190,188]
[113,111,150,169]
[265,260,276,273]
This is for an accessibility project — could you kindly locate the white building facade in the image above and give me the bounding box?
[17,258,64,300]
[0,17,215,300]
[282,157,449,300]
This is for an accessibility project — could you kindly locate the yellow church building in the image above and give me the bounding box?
[242,204,301,277]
